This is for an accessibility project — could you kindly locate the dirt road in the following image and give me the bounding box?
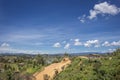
[33,58,71,80]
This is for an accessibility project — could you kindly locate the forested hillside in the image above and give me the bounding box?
[54,49,120,80]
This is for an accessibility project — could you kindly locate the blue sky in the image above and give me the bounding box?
[0,0,120,54]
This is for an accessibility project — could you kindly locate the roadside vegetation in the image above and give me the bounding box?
[54,49,120,80]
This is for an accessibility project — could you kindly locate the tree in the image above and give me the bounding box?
[6,70,12,80]
[64,52,69,57]
[35,54,45,65]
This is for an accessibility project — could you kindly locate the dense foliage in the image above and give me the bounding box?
[54,49,120,80]
[0,54,45,80]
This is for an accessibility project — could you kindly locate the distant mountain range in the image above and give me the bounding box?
[0,52,105,56]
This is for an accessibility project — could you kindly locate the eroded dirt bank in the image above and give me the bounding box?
[33,58,71,80]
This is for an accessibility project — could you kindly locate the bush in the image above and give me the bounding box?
[43,74,50,80]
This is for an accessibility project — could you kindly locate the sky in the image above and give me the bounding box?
[0,0,120,54]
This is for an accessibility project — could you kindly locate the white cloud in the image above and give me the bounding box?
[53,42,61,48]
[80,19,85,23]
[79,2,120,22]
[78,14,86,23]
[74,39,82,46]
[84,40,99,47]
[88,10,99,19]
[94,44,100,48]
[102,41,120,46]
[64,43,70,49]
[1,43,10,47]
[102,41,110,46]
[108,48,116,53]
[111,41,120,46]
[74,39,79,42]
[88,2,120,19]
[0,43,42,54]
[84,43,91,47]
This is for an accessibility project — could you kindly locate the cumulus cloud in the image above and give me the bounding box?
[64,43,70,49]
[79,2,120,22]
[53,42,61,48]
[84,40,99,47]
[88,2,120,19]
[102,41,111,46]
[53,40,120,49]
[102,41,120,47]
[111,41,120,46]
[74,39,82,46]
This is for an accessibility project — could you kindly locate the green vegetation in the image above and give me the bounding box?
[54,49,120,80]
[0,49,120,80]
[0,54,45,80]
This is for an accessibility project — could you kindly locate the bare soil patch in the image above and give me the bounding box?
[33,58,71,80]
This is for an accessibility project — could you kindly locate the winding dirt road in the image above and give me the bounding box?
[33,58,71,80]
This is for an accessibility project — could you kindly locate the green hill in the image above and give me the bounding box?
[54,49,120,80]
